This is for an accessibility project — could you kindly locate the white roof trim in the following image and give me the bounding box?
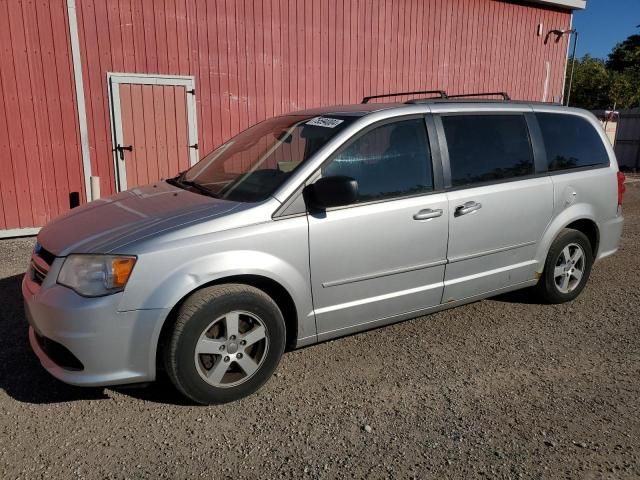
[526,0,586,10]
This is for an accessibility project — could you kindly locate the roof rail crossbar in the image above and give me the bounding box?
[361,90,448,104]
[446,92,511,101]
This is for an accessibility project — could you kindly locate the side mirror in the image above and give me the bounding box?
[304,175,358,209]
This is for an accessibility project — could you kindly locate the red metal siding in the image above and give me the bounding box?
[0,0,85,231]
[0,0,571,230]
[118,84,190,188]
[74,0,570,199]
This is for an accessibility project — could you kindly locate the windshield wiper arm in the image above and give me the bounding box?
[167,176,219,198]
[182,180,220,198]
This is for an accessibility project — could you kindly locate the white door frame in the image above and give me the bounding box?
[107,72,199,191]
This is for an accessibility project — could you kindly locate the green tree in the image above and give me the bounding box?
[566,32,640,109]
[565,55,611,109]
[609,67,640,107]
[606,34,640,72]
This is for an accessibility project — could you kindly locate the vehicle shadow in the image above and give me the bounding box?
[0,273,196,405]
[490,286,542,305]
[0,269,540,405]
[0,273,108,404]
[112,377,196,406]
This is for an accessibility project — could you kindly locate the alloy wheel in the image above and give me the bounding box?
[194,311,269,388]
[553,242,585,294]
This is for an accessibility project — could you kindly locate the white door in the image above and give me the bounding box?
[108,73,199,191]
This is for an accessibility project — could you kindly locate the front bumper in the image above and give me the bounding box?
[23,274,169,387]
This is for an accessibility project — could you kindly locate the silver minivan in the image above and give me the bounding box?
[23,93,625,404]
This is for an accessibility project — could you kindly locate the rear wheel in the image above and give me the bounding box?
[537,228,593,304]
[163,284,286,405]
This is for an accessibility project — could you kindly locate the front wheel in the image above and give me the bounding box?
[163,284,286,405]
[537,228,593,304]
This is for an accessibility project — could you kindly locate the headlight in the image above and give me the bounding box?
[57,254,137,297]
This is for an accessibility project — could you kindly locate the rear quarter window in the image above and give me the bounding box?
[535,113,610,172]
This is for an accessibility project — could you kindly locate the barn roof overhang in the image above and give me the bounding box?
[525,0,586,10]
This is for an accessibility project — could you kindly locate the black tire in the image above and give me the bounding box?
[163,284,286,405]
[537,228,593,304]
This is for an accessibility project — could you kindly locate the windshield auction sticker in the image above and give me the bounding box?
[305,117,344,128]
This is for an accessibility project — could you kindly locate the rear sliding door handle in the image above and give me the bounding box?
[455,201,482,216]
[413,208,443,221]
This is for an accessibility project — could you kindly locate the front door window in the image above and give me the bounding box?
[322,118,434,203]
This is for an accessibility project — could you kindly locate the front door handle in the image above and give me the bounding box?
[455,201,482,217]
[413,208,443,221]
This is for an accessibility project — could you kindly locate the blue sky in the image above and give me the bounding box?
[572,0,640,59]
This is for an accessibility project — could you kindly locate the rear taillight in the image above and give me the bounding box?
[617,171,626,206]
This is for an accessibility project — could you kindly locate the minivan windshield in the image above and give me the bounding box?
[177,113,357,202]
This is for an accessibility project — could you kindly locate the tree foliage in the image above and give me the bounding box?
[566,33,640,109]
[606,34,640,72]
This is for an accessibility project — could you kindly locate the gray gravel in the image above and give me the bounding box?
[1,186,640,479]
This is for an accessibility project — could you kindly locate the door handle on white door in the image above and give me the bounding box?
[455,201,482,216]
[115,144,133,161]
[413,208,443,221]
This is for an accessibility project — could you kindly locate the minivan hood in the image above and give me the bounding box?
[38,182,241,256]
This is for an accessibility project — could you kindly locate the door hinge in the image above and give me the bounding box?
[189,143,199,150]
[187,88,195,95]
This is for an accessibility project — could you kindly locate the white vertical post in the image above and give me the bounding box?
[90,176,101,201]
[66,0,93,201]
[542,61,550,102]
[560,13,573,104]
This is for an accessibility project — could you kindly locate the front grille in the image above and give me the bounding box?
[30,264,47,285]
[37,246,56,266]
[34,332,84,371]
[30,243,55,286]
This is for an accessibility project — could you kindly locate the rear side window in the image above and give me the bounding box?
[442,114,534,187]
[536,113,609,172]
[322,118,433,202]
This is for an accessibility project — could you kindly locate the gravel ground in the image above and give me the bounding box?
[1,186,639,479]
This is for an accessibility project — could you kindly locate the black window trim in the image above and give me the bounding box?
[547,163,611,177]
[435,111,548,191]
[525,112,548,174]
[274,110,614,219]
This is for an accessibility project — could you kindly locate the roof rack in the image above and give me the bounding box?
[445,92,511,101]
[361,90,448,104]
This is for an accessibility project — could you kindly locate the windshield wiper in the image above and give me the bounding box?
[167,175,219,198]
[182,180,220,198]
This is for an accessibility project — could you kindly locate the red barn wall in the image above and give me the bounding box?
[0,0,85,232]
[0,0,571,232]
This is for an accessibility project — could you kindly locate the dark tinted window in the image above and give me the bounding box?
[536,113,609,171]
[442,114,534,187]
[322,118,433,202]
